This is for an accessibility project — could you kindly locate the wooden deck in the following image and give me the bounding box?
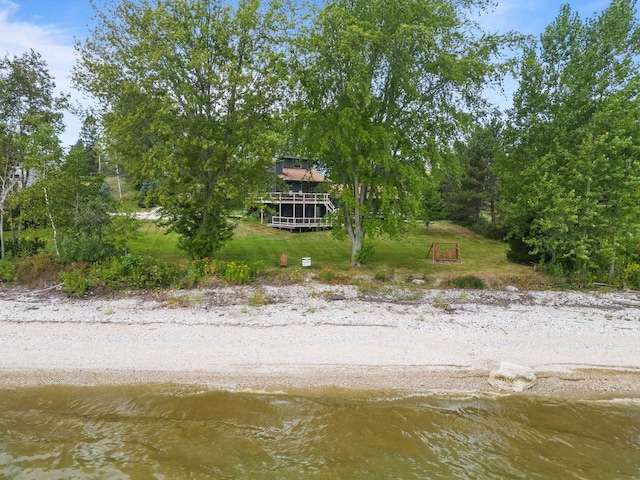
[261,192,336,230]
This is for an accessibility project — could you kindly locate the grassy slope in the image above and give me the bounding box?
[129,218,545,288]
[109,174,544,287]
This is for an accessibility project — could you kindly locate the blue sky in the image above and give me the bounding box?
[0,0,618,147]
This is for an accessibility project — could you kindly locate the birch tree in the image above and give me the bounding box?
[0,50,67,258]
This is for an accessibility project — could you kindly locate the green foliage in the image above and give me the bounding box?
[75,0,292,259]
[137,180,160,208]
[0,50,67,259]
[500,1,640,282]
[374,269,394,282]
[60,255,267,294]
[247,287,274,306]
[441,119,503,231]
[449,275,485,289]
[13,254,60,288]
[315,267,350,284]
[294,0,511,264]
[216,261,253,285]
[61,265,94,297]
[57,234,118,264]
[354,241,374,265]
[77,254,184,292]
[5,237,47,258]
[620,263,640,290]
[0,259,16,282]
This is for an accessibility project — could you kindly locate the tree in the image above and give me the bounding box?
[74,0,292,258]
[0,50,67,258]
[293,0,508,264]
[500,1,640,281]
[441,118,503,232]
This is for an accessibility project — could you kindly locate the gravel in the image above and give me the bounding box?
[1,284,639,397]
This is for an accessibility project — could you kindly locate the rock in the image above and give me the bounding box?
[489,362,537,392]
[505,285,519,293]
[412,279,426,285]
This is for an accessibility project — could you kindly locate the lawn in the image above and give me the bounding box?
[129,218,546,288]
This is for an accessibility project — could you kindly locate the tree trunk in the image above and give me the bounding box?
[345,173,366,266]
[115,164,123,201]
[43,187,59,257]
[0,212,4,260]
[347,218,363,266]
[609,230,617,280]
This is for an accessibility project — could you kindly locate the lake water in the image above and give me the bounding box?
[1,385,639,479]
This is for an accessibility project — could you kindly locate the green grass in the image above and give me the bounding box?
[105,175,140,212]
[128,218,542,286]
[214,219,545,287]
[100,175,540,286]
[6,206,544,288]
[128,221,185,263]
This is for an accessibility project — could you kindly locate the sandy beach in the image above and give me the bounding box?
[1,283,639,397]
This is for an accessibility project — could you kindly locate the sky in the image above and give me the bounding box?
[0,0,615,148]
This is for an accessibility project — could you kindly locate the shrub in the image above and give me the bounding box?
[61,265,93,297]
[87,254,185,291]
[0,260,16,282]
[247,286,273,306]
[179,259,213,288]
[374,269,394,282]
[58,234,118,264]
[355,241,374,265]
[620,263,640,290]
[5,237,47,258]
[220,261,252,284]
[13,254,61,288]
[450,275,485,289]
[316,267,349,284]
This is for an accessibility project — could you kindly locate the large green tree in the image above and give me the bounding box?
[75,0,292,258]
[441,118,503,232]
[293,0,508,264]
[0,50,67,258]
[500,0,640,281]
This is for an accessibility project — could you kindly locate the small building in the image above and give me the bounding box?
[260,156,336,231]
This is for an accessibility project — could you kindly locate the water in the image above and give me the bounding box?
[0,385,639,479]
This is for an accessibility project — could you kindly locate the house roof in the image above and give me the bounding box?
[280,167,325,183]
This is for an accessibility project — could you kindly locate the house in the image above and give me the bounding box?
[259,156,336,231]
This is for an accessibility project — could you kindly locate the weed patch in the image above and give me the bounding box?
[447,275,485,289]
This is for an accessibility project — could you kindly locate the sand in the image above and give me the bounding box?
[1,283,639,398]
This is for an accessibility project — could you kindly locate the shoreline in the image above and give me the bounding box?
[1,284,640,398]
[2,366,640,400]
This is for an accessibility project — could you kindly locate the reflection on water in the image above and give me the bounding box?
[0,385,639,479]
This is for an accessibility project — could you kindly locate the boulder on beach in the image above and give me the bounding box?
[489,362,537,392]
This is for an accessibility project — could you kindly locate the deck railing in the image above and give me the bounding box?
[270,216,332,229]
[261,192,336,213]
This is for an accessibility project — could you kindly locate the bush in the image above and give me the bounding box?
[374,269,394,282]
[0,260,16,282]
[5,237,47,258]
[58,234,118,264]
[506,236,541,265]
[61,265,93,297]
[74,254,186,292]
[620,263,640,290]
[316,267,349,284]
[355,241,374,265]
[13,254,61,288]
[450,275,484,289]
[219,261,252,284]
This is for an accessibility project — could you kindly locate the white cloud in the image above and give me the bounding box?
[0,0,83,148]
